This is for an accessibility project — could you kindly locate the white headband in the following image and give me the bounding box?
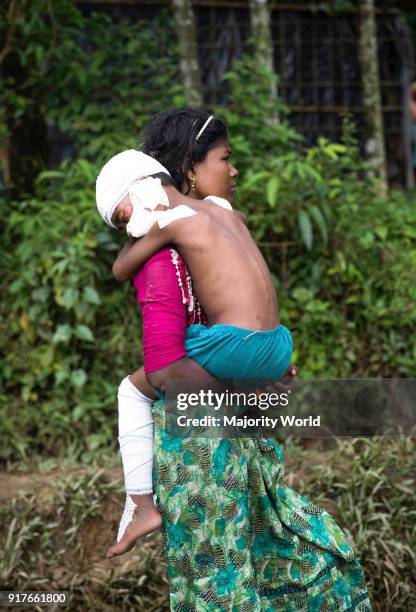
[196,115,214,141]
[96,149,171,228]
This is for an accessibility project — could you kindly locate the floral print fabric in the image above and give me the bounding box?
[151,400,372,611]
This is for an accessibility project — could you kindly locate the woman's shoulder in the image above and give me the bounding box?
[204,195,233,210]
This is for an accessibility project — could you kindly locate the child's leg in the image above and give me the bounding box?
[107,368,162,559]
[118,370,155,498]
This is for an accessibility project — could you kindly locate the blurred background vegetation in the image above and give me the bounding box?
[1,1,415,610]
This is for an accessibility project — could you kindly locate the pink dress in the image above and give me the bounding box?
[133,246,207,374]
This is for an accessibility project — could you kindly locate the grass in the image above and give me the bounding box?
[284,436,416,610]
[0,470,169,611]
[0,437,414,611]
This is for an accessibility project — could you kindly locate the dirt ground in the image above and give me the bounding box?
[0,440,349,607]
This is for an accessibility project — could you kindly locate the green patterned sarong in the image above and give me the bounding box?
[152,399,372,611]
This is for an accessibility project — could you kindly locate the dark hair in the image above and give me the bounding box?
[148,171,176,187]
[143,108,228,193]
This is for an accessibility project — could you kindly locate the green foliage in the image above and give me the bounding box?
[0,0,182,461]
[1,11,416,462]
[1,159,139,461]
[220,57,416,378]
[1,0,182,187]
[290,437,416,610]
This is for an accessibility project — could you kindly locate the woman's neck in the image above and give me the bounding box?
[163,185,198,208]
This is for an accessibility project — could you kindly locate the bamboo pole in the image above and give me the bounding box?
[358,0,387,192]
[172,0,203,107]
[248,0,279,121]
[0,0,16,194]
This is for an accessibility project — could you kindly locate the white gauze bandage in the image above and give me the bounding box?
[126,177,169,237]
[117,375,156,542]
[117,376,154,497]
[96,149,171,229]
[126,179,197,237]
[96,149,197,237]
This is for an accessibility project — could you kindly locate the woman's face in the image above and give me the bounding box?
[187,140,238,202]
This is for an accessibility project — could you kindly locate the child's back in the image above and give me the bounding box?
[170,197,279,331]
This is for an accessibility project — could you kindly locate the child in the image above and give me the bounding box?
[96,148,292,558]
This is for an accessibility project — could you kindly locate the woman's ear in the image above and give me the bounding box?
[186,166,196,183]
[183,165,196,195]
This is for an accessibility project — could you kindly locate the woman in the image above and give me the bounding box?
[116,109,372,610]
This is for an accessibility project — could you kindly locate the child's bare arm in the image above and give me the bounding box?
[113,224,170,282]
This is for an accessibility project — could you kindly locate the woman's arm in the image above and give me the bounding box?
[113,224,171,282]
[147,357,220,393]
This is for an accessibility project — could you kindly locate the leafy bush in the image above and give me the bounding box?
[1,7,416,462]
[1,0,182,189]
[1,160,138,461]
[287,437,416,611]
[1,0,181,461]
[221,58,416,377]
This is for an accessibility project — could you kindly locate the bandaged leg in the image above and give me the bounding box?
[107,376,161,558]
[118,375,154,498]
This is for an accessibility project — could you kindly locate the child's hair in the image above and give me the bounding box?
[149,171,176,187]
[143,108,228,194]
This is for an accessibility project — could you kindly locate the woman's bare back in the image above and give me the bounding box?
[171,198,279,330]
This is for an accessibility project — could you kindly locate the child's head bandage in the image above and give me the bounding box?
[96,149,171,228]
[125,177,170,237]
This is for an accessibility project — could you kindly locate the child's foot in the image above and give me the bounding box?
[106,493,162,559]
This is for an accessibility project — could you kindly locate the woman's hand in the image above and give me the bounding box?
[256,364,298,396]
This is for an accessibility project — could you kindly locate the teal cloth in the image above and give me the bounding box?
[185,323,293,381]
[152,402,372,610]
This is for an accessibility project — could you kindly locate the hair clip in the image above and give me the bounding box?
[196,116,214,141]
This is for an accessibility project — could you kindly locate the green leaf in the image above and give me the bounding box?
[71,369,87,389]
[55,369,69,385]
[374,226,388,241]
[83,286,101,305]
[72,404,86,420]
[32,287,50,303]
[10,280,24,294]
[74,324,94,342]
[62,288,79,310]
[292,287,313,303]
[243,171,270,191]
[36,170,64,183]
[266,176,280,208]
[52,324,72,344]
[308,205,328,244]
[297,210,313,250]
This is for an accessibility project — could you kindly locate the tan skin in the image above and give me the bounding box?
[106,141,297,559]
[113,143,278,330]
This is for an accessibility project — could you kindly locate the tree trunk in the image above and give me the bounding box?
[0,132,11,195]
[248,0,278,120]
[358,0,387,191]
[0,0,16,194]
[172,0,203,108]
